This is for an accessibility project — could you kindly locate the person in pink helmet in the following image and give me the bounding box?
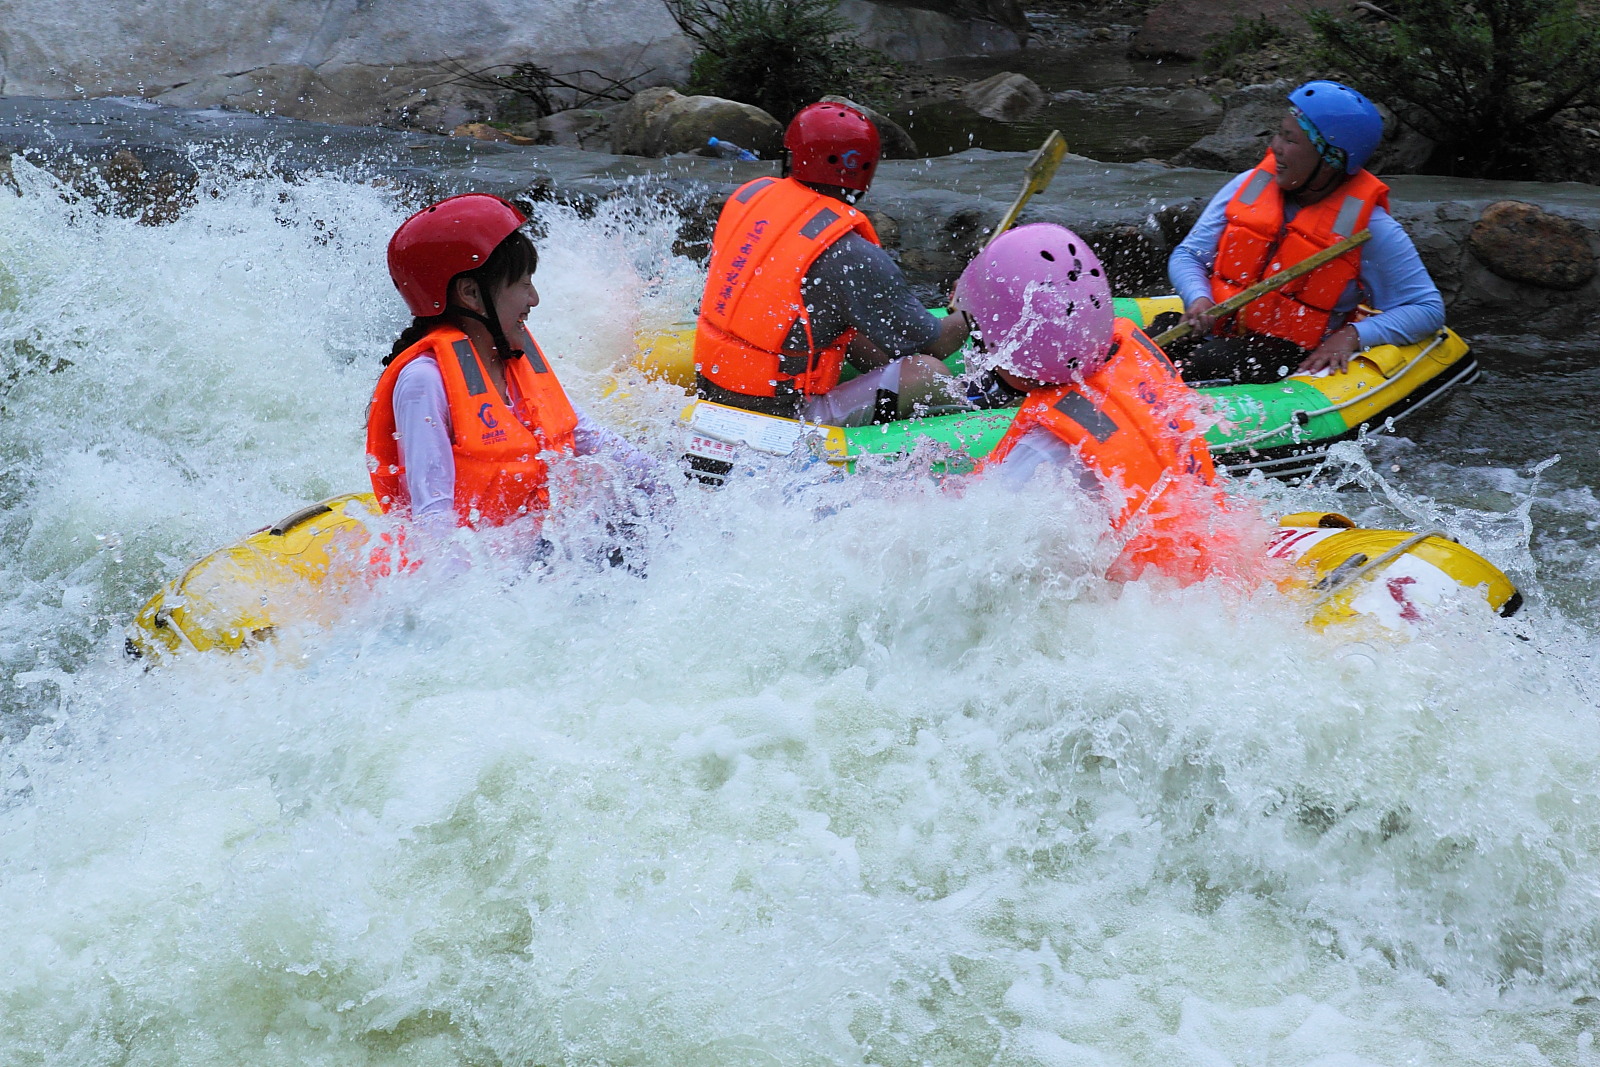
[956,224,1234,582]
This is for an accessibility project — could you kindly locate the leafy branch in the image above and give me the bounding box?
[434,58,655,118]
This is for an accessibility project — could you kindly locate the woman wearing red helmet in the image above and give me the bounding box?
[368,193,665,550]
[694,101,970,426]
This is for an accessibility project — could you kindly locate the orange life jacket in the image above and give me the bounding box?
[695,175,881,400]
[1211,151,1389,350]
[367,324,579,528]
[985,318,1226,583]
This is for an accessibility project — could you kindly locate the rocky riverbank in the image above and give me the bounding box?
[4,96,1600,352]
[0,0,1024,133]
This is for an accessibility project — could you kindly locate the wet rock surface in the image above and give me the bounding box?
[1130,0,1345,60]
[961,72,1047,122]
[1469,201,1598,292]
[609,89,783,159]
[5,96,1600,345]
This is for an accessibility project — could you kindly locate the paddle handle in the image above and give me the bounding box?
[1150,228,1373,348]
[985,130,1068,248]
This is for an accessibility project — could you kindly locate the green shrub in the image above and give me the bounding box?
[1307,0,1600,178]
[665,0,890,122]
[1202,15,1288,76]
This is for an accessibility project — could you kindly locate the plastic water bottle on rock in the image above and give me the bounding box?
[707,137,760,162]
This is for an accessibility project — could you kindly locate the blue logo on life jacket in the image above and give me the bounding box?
[477,403,498,428]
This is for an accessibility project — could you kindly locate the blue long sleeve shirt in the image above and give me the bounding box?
[1168,170,1445,350]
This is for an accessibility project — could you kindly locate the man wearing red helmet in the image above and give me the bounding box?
[369,193,666,552]
[694,101,970,425]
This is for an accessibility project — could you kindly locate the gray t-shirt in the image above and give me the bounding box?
[782,233,940,365]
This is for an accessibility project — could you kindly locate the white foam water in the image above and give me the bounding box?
[2,157,1599,1066]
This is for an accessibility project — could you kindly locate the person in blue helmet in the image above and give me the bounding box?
[1165,80,1445,383]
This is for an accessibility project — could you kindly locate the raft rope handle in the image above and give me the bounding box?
[269,502,335,537]
[1217,330,1450,451]
[1309,528,1450,607]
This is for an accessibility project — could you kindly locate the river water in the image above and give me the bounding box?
[888,42,1220,161]
[2,155,1599,1066]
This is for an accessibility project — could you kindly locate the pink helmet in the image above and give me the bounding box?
[954,223,1114,384]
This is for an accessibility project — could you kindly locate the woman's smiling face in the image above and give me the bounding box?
[1270,110,1326,193]
[492,272,540,338]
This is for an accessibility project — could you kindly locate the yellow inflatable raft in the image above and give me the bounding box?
[128,494,381,660]
[126,495,1519,662]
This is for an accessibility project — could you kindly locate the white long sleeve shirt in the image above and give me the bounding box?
[391,356,664,534]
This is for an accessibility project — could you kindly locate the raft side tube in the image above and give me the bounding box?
[127,493,381,662]
[638,300,1474,481]
[1267,517,1519,627]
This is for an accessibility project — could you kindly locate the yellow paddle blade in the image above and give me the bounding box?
[987,129,1068,246]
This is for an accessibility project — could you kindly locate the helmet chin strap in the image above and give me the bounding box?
[1292,157,1344,202]
[449,278,521,362]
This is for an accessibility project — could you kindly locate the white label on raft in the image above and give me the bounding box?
[1265,527,1343,561]
[1267,527,1474,629]
[1344,552,1464,630]
[688,403,811,455]
[684,434,738,461]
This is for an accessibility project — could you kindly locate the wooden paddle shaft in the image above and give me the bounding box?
[1150,228,1373,348]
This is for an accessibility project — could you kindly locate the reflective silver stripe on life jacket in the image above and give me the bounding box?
[1239,169,1274,206]
[452,338,489,397]
[521,342,549,376]
[799,208,841,240]
[1053,391,1118,443]
[1127,327,1178,376]
[734,177,776,204]
[1332,194,1364,237]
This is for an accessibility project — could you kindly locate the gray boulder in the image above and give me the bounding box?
[821,95,919,159]
[1469,200,1598,291]
[539,106,620,150]
[962,72,1046,122]
[836,0,1026,61]
[1171,83,1283,172]
[610,88,783,158]
[609,87,682,155]
[1366,108,1435,176]
[2,0,1028,130]
[1172,84,1431,175]
[3,0,693,131]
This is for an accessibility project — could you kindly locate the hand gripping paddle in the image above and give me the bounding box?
[1151,228,1373,348]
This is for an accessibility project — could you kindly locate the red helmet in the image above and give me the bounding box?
[387,193,528,315]
[784,102,881,193]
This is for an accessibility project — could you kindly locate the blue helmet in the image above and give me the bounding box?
[1287,80,1383,174]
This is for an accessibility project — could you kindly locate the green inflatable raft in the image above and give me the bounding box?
[643,296,1478,482]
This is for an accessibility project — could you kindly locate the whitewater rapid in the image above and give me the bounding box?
[2,156,1599,1066]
